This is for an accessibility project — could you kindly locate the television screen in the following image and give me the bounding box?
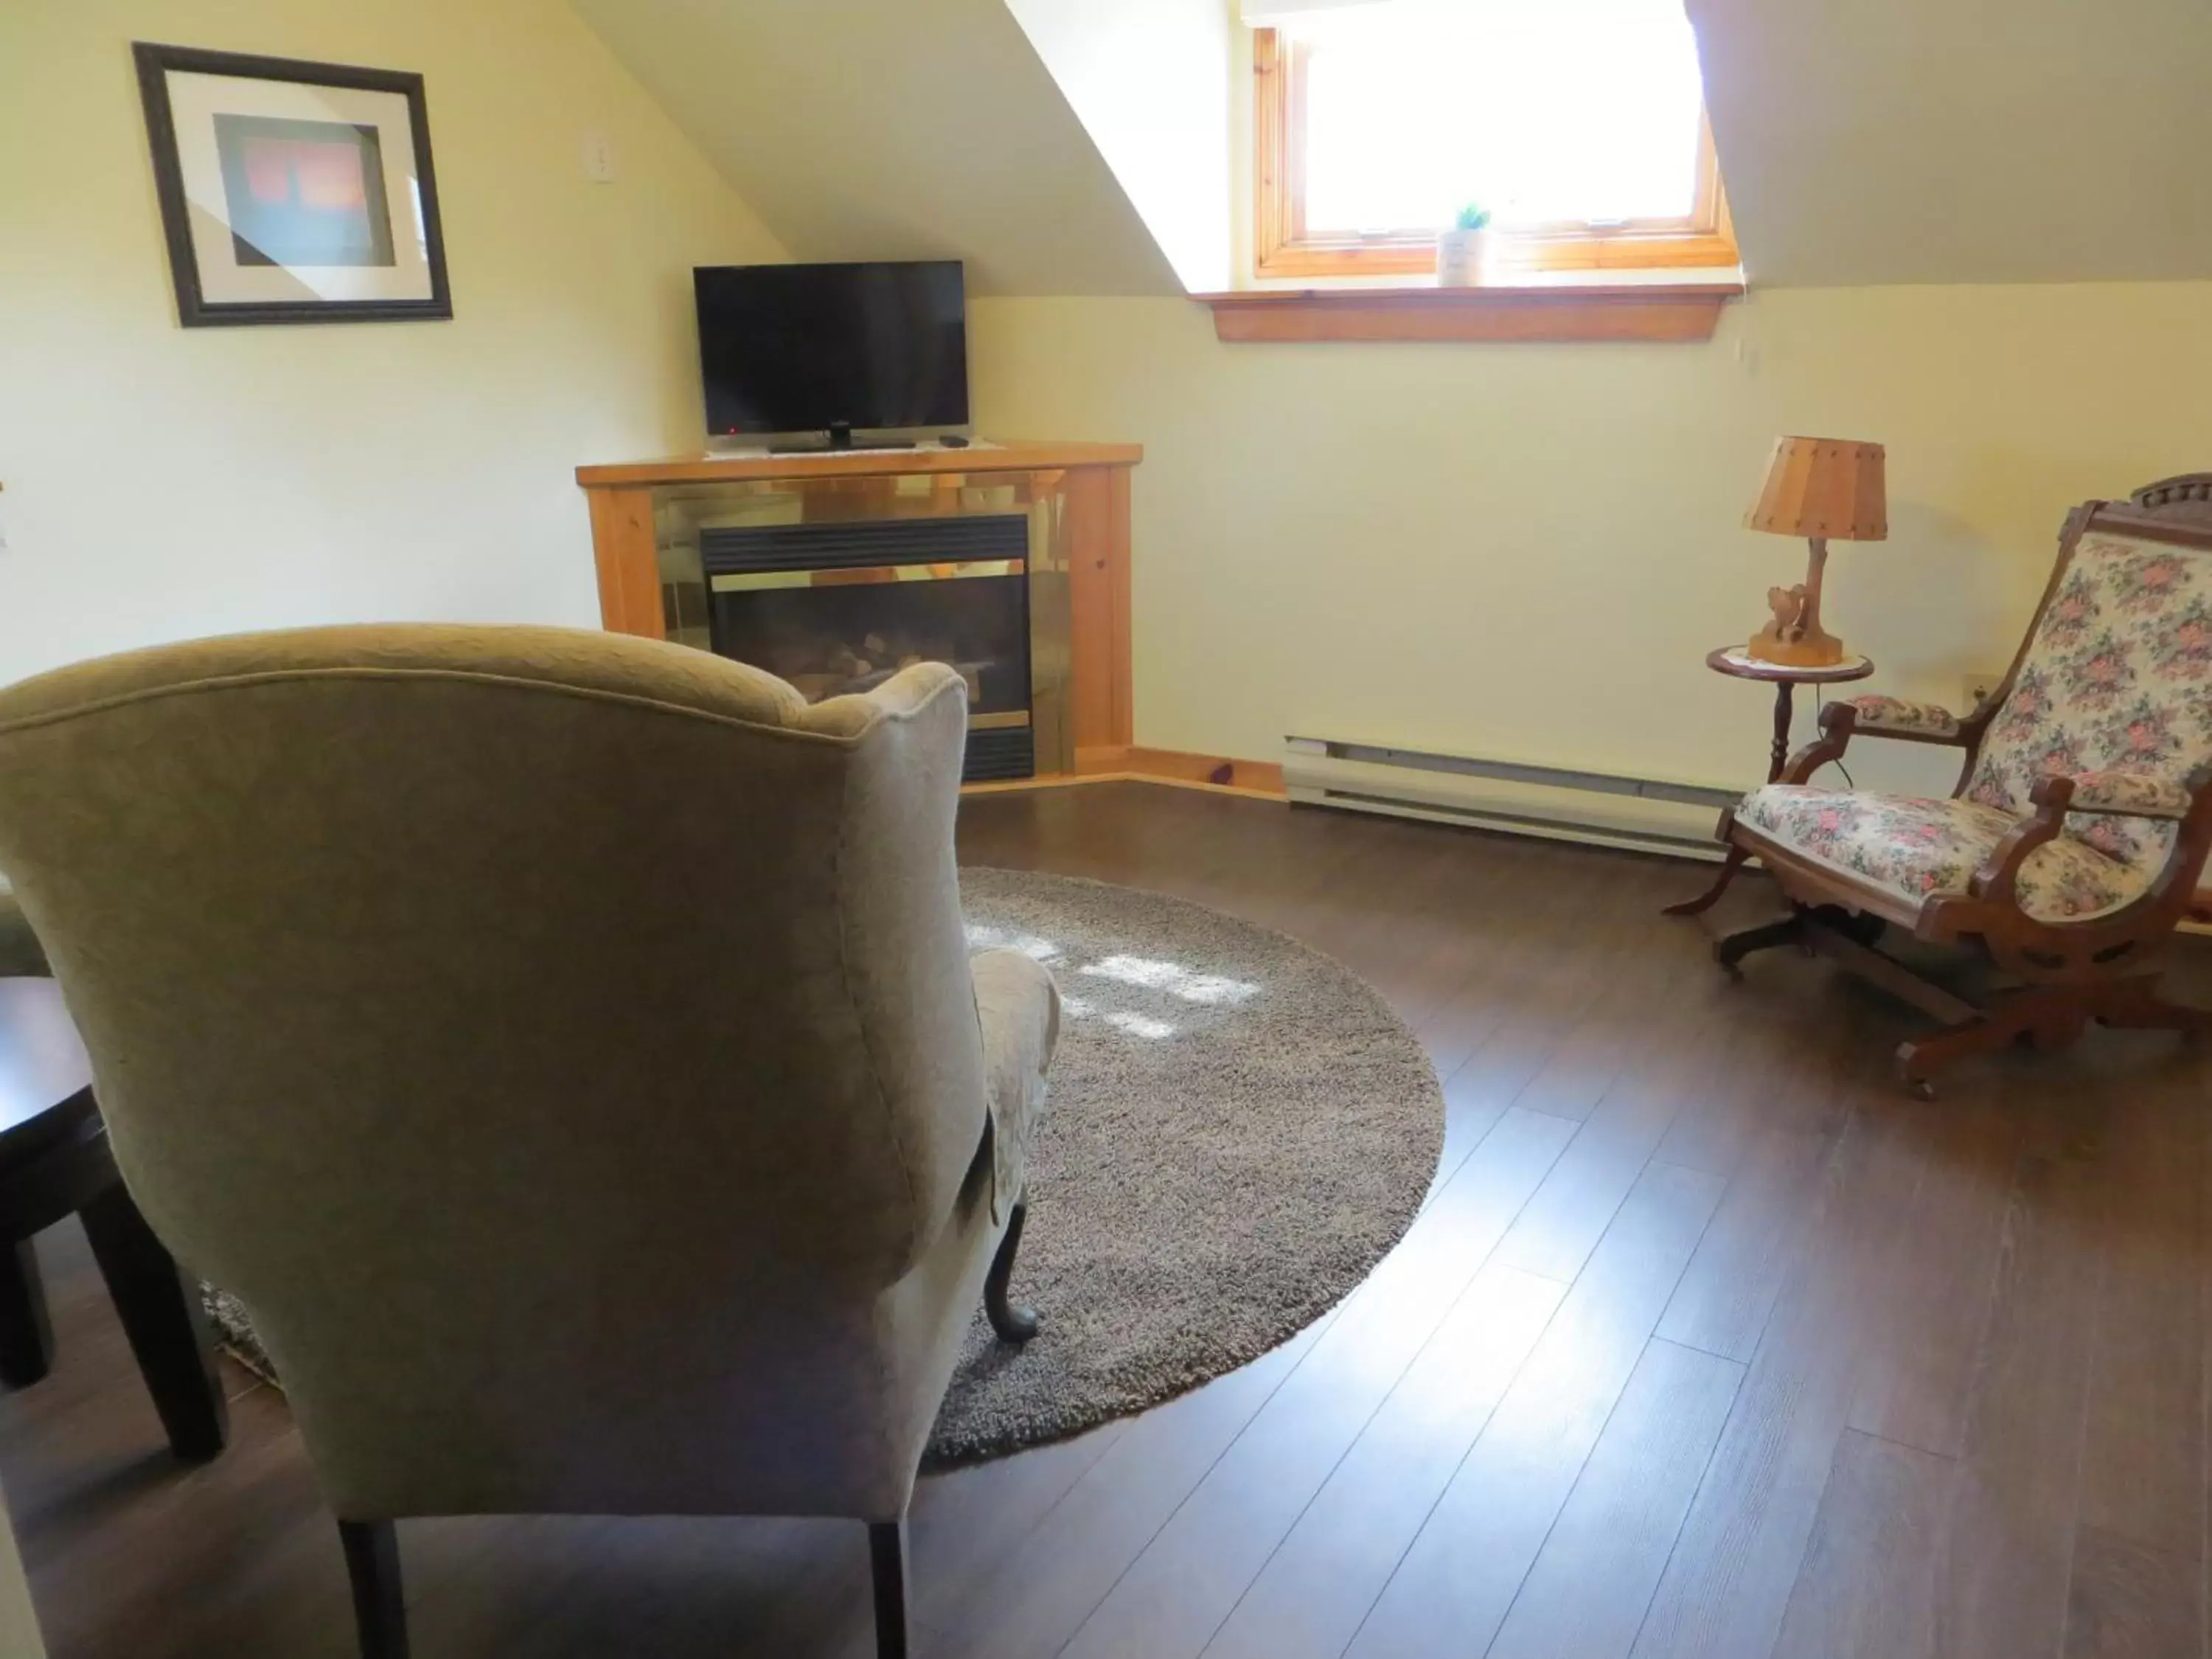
[695,260,969,438]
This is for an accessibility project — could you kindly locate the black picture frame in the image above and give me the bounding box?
[132,42,453,327]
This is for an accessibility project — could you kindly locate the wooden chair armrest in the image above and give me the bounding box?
[1968,776,2074,909]
[1779,698,1974,785]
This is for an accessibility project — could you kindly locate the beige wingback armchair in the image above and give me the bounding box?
[0,625,1060,1659]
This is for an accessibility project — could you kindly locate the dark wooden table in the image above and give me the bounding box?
[0,978,225,1461]
[1664,647,1876,918]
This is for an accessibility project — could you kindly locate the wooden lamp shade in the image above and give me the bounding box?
[1744,437,1887,666]
[1747,438,1888,541]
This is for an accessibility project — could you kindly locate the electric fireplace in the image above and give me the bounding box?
[648,472,1077,782]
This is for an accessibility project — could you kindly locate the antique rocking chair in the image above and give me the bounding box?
[1708,476,2212,1093]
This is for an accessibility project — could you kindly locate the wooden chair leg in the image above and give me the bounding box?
[984,1198,1040,1343]
[1895,1020,2009,1097]
[869,1518,909,1659]
[2093,978,2212,1034]
[0,1240,53,1389]
[1663,845,1750,917]
[1712,911,1804,977]
[1893,977,2203,1096]
[340,1520,410,1659]
[79,1182,227,1461]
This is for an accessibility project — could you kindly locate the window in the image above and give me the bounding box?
[1252,0,1736,282]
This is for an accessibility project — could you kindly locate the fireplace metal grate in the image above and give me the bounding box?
[700,514,1031,576]
[963,727,1036,783]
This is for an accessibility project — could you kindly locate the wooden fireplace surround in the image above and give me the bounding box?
[576,443,1281,796]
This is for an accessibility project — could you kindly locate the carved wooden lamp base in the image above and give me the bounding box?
[1745,533,1848,667]
[1746,622,1847,667]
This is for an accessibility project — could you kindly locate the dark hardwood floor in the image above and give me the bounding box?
[4,781,2208,1658]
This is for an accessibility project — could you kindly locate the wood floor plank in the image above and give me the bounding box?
[2075,1089,2205,1562]
[1493,1054,1700,1284]
[909,1416,1130,1627]
[928,1309,1338,1659]
[1652,1074,1855,1363]
[2062,1524,2201,1659]
[1769,1429,1955,1659]
[1055,1108,1577,1659]
[1930,1091,2112,1659]
[1199,1262,1565,1659]
[1344,1159,1725,1659]
[1625,1094,1928,1659]
[1843,1089,2017,1458]
[1485,1336,1745,1659]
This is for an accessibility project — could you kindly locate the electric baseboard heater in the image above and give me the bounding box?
[1283,736,1740,862]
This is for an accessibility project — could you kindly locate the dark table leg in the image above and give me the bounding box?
[80,1183,227,1461]
[0,1240,52,1388]
[1664,683,1801,919]
[1766,681,1798,784]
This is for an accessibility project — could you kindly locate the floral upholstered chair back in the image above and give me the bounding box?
[1965,528,2212,884]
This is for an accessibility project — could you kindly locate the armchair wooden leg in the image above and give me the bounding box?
[869,1518,910,1659]
[338,1520,409,1659]
[984,1198,1040,1343]
[1712,911,1805,977]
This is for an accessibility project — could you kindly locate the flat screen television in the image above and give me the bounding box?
[695,260,969,447]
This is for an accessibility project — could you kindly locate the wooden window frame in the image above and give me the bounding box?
[1253,26,1739,283]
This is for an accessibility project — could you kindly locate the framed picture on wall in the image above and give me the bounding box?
[132,42,452,327]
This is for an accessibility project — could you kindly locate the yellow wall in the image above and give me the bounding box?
[970,283,2212,792]
[0,0,783,680]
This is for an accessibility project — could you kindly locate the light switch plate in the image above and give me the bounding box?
[582,130,616,183]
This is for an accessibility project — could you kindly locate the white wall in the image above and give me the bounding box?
[0,0,785,683]
[970,282,2212,794]
[1006,0,1234,293]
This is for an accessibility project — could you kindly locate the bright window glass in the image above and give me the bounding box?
[1293,1,1708,234]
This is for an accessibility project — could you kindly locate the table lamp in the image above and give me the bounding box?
[1743,437,1887,667]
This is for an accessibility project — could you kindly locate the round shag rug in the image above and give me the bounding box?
[206,869,1444,1467]
[926,869,1441,1464]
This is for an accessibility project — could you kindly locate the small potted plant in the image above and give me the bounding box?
[1437,203,1495,287]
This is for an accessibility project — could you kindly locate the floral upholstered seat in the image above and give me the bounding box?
[1736,526,2212,926]
[1736,785,2153,922]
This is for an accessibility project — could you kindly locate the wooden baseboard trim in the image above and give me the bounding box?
[1078,745,1287,795]
[962,747,1287,801]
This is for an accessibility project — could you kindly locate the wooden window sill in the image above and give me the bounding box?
[1196,279,1745,344]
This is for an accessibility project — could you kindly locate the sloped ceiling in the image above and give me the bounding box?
[575,0,2212,297]
[566,0,1183,296]
[1006,0,1234,293]
[1691,0,2212,286]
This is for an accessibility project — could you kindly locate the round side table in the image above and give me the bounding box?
[1663,647,1874,918]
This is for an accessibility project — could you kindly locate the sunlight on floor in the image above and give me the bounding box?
[966,932,1264,1044]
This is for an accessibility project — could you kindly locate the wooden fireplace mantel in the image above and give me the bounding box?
[574,441,1142,491]
[574,441,1149,782]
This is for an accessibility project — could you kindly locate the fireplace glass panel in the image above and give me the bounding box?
[708,566,1032,718]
